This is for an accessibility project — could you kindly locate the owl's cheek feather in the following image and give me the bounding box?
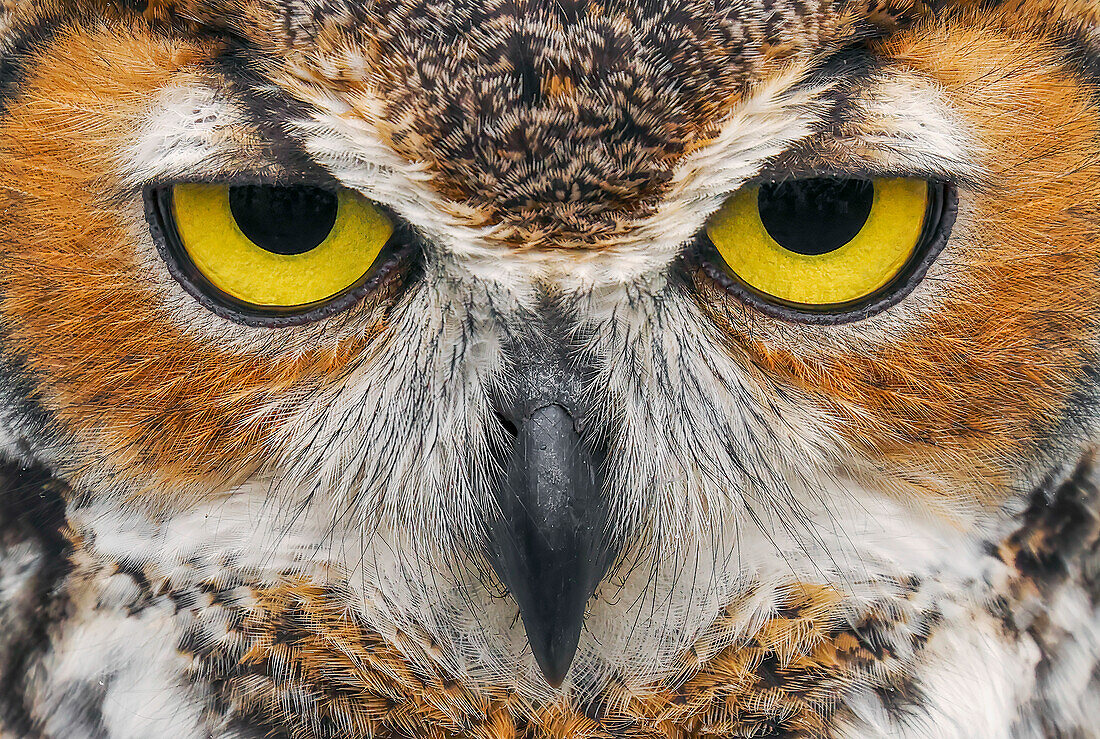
[2,5,1100,735]
[0,25,388,495]
[702,15,1100,502]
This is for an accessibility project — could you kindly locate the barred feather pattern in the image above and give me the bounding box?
[0,0,1099,737]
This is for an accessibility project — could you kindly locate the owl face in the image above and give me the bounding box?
[2,0,1100,735]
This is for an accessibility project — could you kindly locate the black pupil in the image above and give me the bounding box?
[228,185,339,255]
[757,178,874,256]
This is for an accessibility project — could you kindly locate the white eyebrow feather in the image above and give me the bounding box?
[842,68,983,180]
[122,61,979,293]
[122,80,255,187]
[277,63,828,288]
[541,65,979,289]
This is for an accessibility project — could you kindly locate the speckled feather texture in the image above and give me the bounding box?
[1,0,1100,737]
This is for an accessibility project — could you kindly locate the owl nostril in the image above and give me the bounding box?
[494,411,518,439]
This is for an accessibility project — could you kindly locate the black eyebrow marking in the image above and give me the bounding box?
[203,43,343,187]
[1046,23,1100,98]
[744,46,885,183]
[0,14,65,121]
[804,45,885,128]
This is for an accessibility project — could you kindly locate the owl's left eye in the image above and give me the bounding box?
[146,183,405,325]
[697,176,954,323]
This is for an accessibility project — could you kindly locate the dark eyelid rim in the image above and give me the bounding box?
[688,180,959,326]
[144,184,419,328]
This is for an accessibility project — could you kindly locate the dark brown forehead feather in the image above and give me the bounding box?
[114,0,929,41]
[1,0,937,252]
[272,0,935,247]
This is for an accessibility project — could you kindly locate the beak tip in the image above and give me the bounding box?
[542,671,568,690]
[530,631,580,689]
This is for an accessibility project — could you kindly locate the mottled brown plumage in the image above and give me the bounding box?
[0,0,1099,737]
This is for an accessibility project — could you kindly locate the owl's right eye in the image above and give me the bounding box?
[697,176,955,324]
[146,183,405,326]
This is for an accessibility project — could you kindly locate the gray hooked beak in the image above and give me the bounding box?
[485,345,616,688]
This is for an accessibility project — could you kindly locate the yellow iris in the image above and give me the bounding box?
[705,178,929,307]
[170,184,394,309]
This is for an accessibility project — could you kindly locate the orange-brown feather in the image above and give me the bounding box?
[207,578,871,739]
[0,23,386,499]
[701,9,1100,502]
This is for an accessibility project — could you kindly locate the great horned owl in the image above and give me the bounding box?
[0,0,1097,737]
